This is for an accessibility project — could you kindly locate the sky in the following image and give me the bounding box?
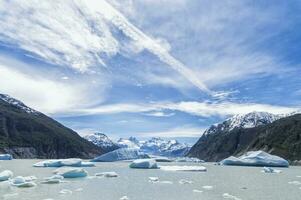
[0,0,301,142]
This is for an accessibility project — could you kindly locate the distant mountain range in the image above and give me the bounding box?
[188,111,301,162]
[0,94,104,159]
[84,133,191,157]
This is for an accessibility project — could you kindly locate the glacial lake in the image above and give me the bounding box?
[1,160,301,200]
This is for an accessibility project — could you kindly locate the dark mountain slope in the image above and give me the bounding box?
[0,94,104,159]
[187,114,301,162]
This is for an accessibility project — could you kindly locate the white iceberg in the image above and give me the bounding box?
[95,172,118,178]
[148,177,159,183]
[220,151,289,167]
[120,196,129,200]
[174,157,204,163]
[54,167,88,178]
[0,170,13,181]
[179,179,193,184]
[222,193,241,200]
[0,154,13,160]
[33,158,92,167]
[150,156,172,162]
[92,148,150,162]
[160,165,207,172]
[129,159,159,169]
[41,175,64,184]
[262,167,282,173]
[10,176,36,188]
[202,185,213,190]
[59,189,73,195]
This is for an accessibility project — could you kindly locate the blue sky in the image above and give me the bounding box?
[0,0,300,142]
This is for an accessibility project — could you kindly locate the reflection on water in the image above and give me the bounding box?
[0,160,300,200]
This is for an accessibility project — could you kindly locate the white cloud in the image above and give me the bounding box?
[68,100,298,117]
[0,57,106,114]
[0,0,210,94]
[139,125,206,138]
[143,111,175,117]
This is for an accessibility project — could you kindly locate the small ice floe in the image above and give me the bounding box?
[41,175,64,184]
[160,165,207,172]
[59,189,73,195]
[158,181,173,184]
[0,154,13,160]
[174,157,204,163]
[54,167,88,178]
[120,196,129,200]
[34,158,93,168]
[0,170,13,181]
[75,188,83,192]
[148,177,159,183]
[95,172,118,178]
[220,151,289,167]
[179,179,193,184]
[222,193,242,200]
[288,181,301,185]
[193,189,203,193]
[129,159,159,169]
[202,185,213,190]
[10,176,36,188]
[262,167,282,173]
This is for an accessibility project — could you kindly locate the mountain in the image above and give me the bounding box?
[187,111,286,161]
[83,132,119,153]
[0,94,103,159]
[117,137,191,157]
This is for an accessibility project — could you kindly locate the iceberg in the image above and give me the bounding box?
[150,156,172,162]
[0,170,13,181]
[220,151,289,167]
[129,159,159,169]
[262,167,282,173]
[0,154,13,160]
[33,158,94,167]
[95,172,118,178]
[54,167,88,178]
[160,165,207,172]
[10,176,36,188]
[174,157,204,163]
[92,148,150,162]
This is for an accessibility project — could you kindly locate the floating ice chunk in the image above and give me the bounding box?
[150,156,172,162]
[129,159,159,169]
[120,196,129,200]
[41,175,64,184]
[92,148,149,162]
[60,189,73,195]
[220,151,289,167]
[10,176,36,188]
[160,165,207,172]
[54,167,88,178]
[202,185,213,190]
[288,181,301,185]
[174,157,204,163]
[80,162,95,167]
[222,193,241,200]
[158,180,173,184]
[75,188,83,192]
[95,172,118,178]
[33,158,91,167]
[0,154,13,160]
[179,179,193,184]
[0,170,13,181]
[262,167,282,173]
[193,189,203,193]
[149,177,159,183]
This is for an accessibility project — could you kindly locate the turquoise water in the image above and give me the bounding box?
[1,160,301,200]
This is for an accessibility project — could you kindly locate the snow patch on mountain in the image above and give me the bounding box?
[204,111,282,136]
[83,133,119,152]
[0,94,37,114]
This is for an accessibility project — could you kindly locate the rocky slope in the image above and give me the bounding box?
[0,94,104,159]
[187,112,301,162]
[83,132,119,153]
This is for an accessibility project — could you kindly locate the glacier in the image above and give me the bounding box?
[129,159,159,169]
[91,148,149,162]
[220,151,289,167]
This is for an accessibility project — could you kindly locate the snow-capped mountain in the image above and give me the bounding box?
[0,94,37,114]
[84,133,119,153]
[204,111,281,136]
[117,137,191,157]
